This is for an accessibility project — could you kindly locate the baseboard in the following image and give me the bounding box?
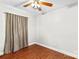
[29,42,77,58]
[28,42,36,46]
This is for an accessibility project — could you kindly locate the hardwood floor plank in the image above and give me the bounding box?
[0,44,76,59]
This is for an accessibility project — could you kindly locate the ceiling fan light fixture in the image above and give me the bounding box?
[23,0,53,12]
[31,3,41,9]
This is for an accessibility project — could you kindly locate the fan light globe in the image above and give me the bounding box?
[32,3,41,9]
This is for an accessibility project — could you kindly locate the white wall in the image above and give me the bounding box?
[0,3,35,55]
[0,12,5,55]
[28,16,37,43]
[36,6,78,56]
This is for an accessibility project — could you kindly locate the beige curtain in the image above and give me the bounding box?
[4,13,28,54]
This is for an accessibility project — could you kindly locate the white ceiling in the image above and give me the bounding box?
[0,0,28,6]
[0,0,78,15]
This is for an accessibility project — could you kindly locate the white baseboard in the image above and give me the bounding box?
[28,42,36,46]
[29,42,77,58]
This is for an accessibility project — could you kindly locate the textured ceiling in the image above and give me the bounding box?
[0,0,77,6]
[0,0,78,15]
[0,0,28,6]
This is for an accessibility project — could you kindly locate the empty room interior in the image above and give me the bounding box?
[0,0,78,59]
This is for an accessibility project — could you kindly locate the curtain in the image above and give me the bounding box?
[4,13,28,54]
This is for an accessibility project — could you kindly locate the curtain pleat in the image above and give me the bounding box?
[4,13,28,54]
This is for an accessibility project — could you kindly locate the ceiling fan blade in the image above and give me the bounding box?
[39,2,53,7]
[24,2,32,7]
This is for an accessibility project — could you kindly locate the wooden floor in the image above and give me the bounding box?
[0,44,76,59]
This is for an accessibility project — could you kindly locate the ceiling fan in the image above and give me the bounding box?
[23,0,53,11]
